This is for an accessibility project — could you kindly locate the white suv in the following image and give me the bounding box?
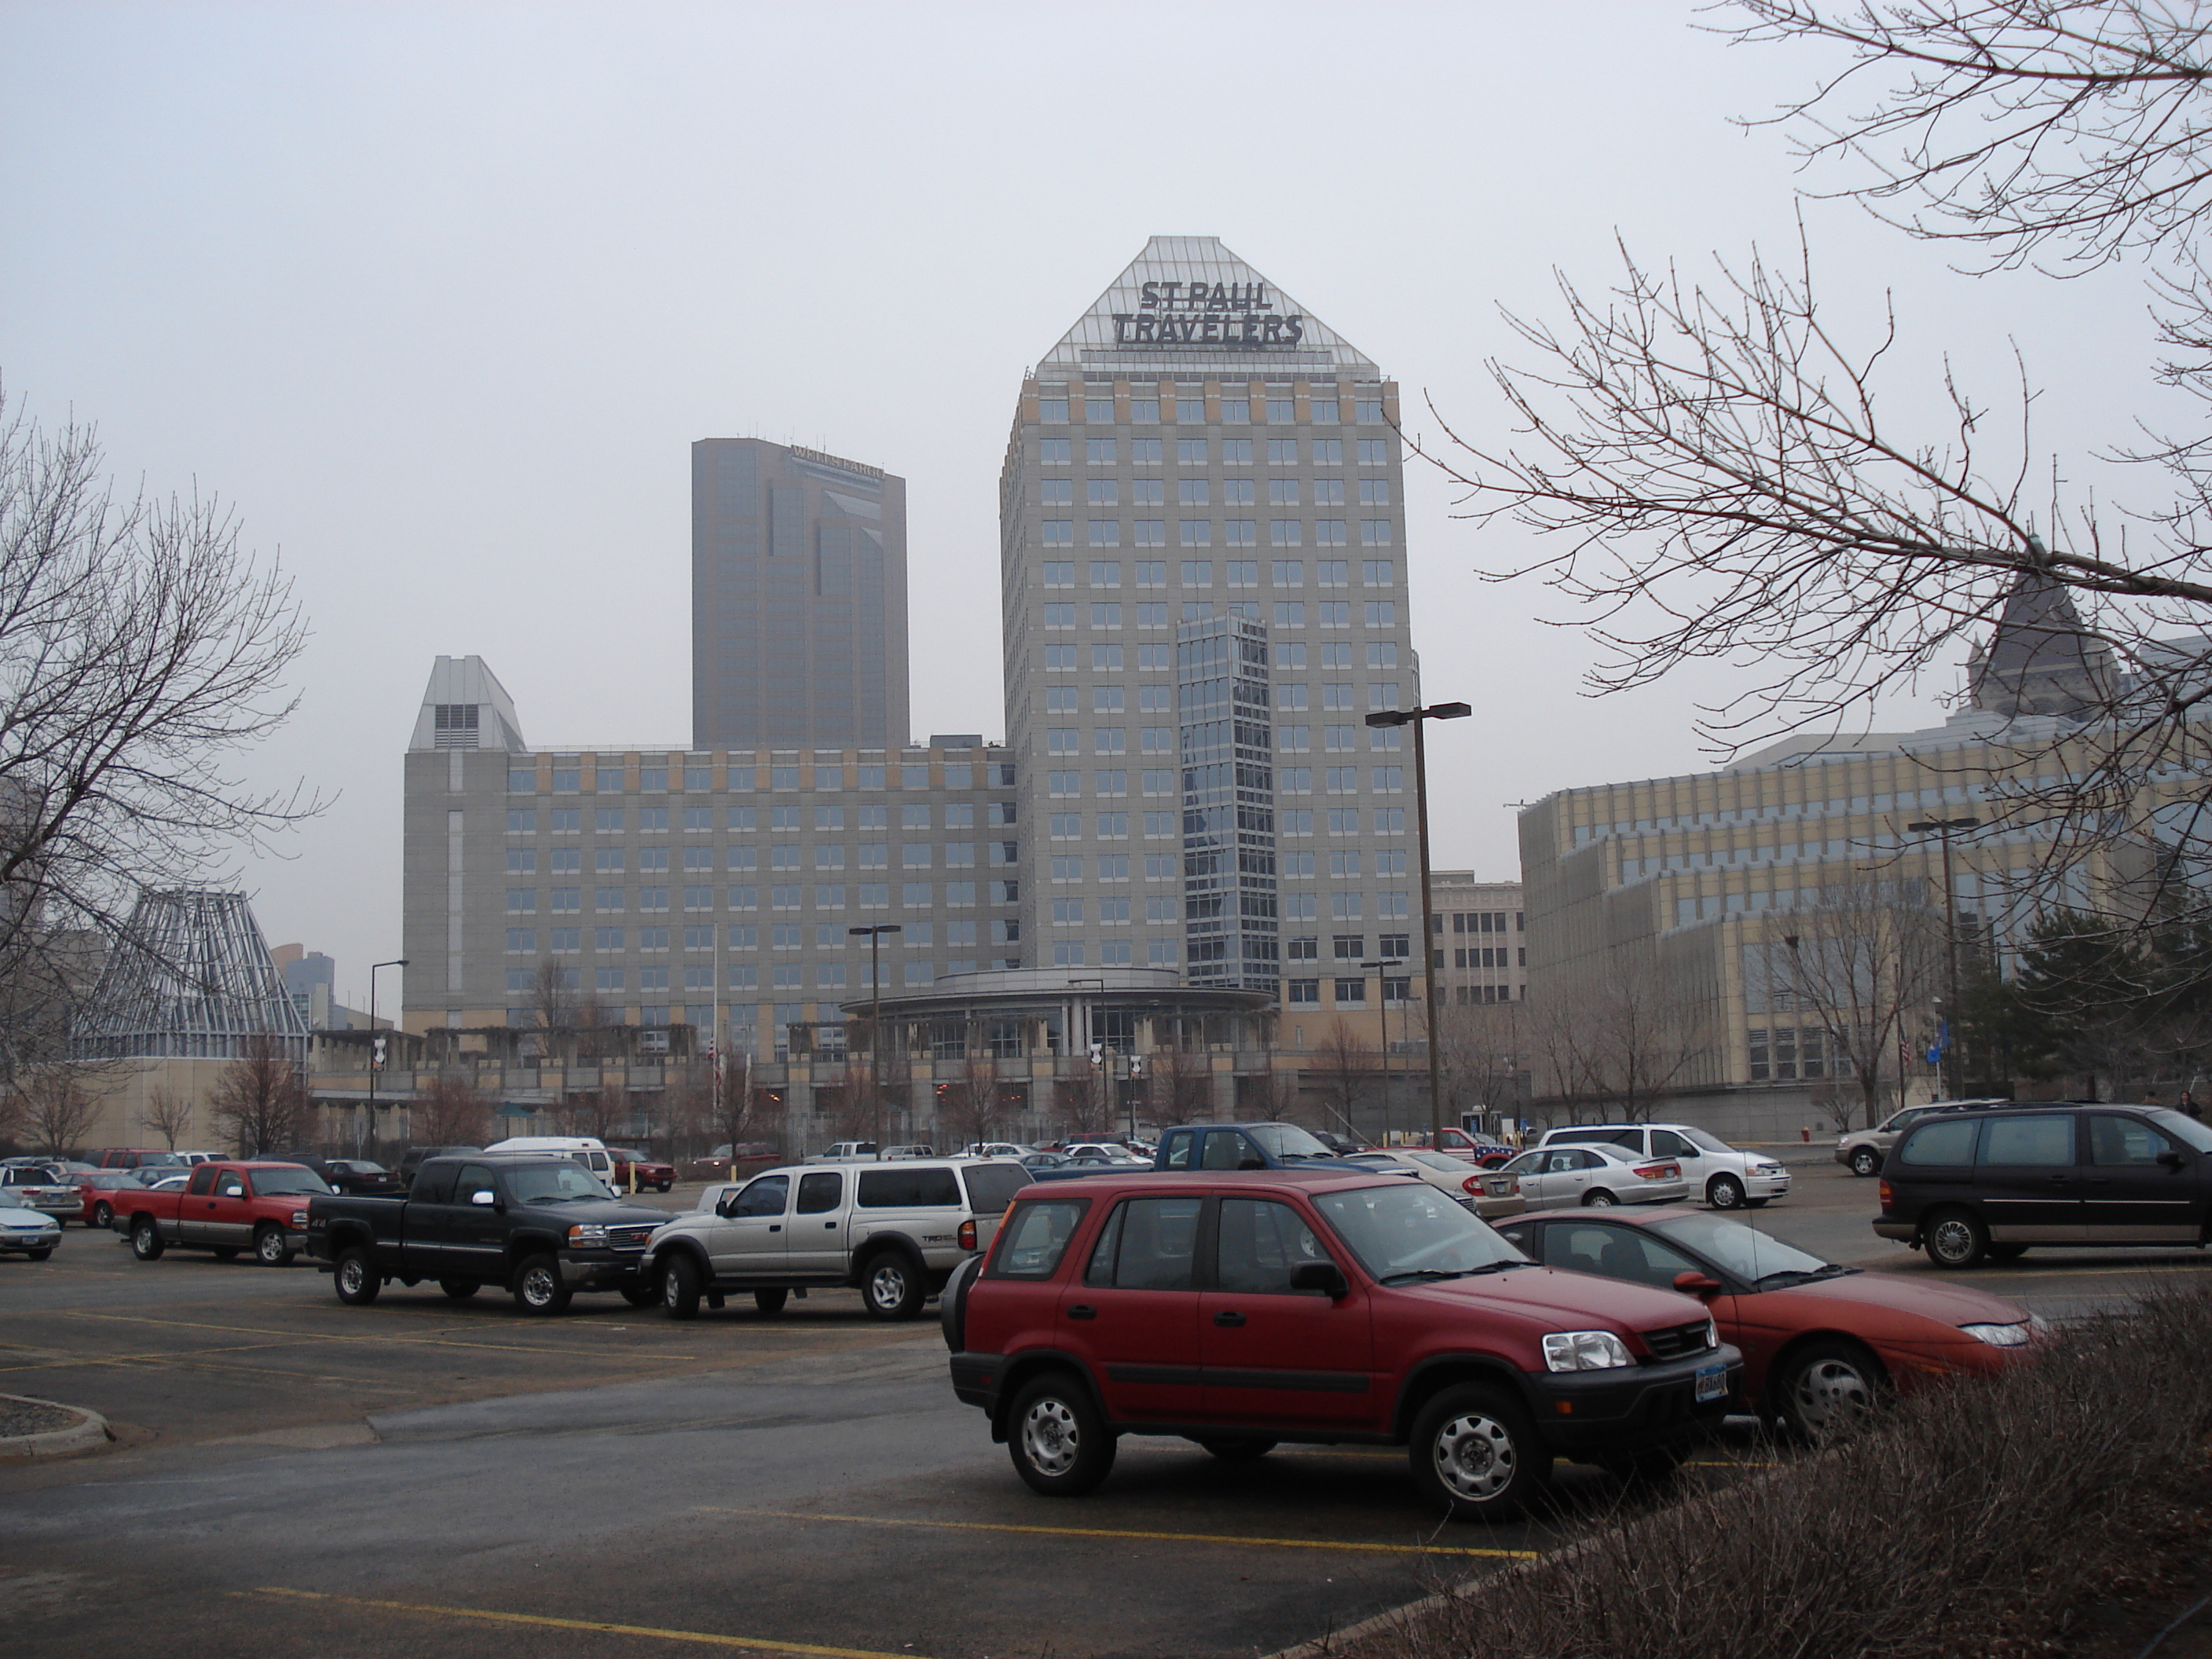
[1536,1123,1790,1210]
[641,1157,1032,1321]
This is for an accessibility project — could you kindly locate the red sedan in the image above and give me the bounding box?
[609,1149,676,1192]
[1493,1207,2041,1436]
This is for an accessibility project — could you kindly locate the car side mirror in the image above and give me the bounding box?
[1672,1271,1723,1298]
[2159,1150,2187,1170]
[1236,1158,1266,1171]
[469,1189,496,1207]
[715,1196,737,1217]
[1291,1262,1349,1298]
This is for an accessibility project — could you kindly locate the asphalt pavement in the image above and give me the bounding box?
[0,1162,2203,1659]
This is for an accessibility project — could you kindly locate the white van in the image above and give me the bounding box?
[484,1135,618,1188]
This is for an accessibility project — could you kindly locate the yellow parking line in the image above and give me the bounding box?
[239,1588,935,1657]
[698,1507,1540,1559]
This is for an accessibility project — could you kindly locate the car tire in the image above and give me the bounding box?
[1987,1243,2029,1262]
[334,1246,381,1305]
[1707,1175,1745,1210]
[753,1287,789,1316]
[212,1247,240,1261]
[93,1201,113,1229]
[130,1215,164,1261]
[27,1247,52,1262]
[1925,1208,1988,1269]
[1007,1371,1117,1496]
[513,1254,571,1315]
[617,1279,659,1308]
[439,1279,479,1300]
[657,1180,673,1193]
[861,1251,925,1320]
[1196,1437,1276,1461]
[661,1253,702,1320]
[1408,1383,1551,1522]
[1582,1188,1618,1208]
[1849,1147,1882,1178]
[254,1225,293,1267]
[1774,1339,1887,1438]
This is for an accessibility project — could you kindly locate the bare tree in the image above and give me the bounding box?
[940,1056,1009,1152]
[408,1075,492,1148]
[529,959,576,1049]
[558,1080,628,1143]
[1528,961,1705,1125]
[1309,1022,1376,1141]
[1146,1042,1214,1128]
[0,393,311,1092]
[1760,884,1945,1128]
[14,1068,102,1158]
[1430,999,1531,1130]
[207,1034,305,1156]
[142,1086,194,1151]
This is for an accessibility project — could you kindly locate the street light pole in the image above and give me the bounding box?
[848,925,903,1153]
[1906,817,1979,1098]
[1361,958,1398,1142]
[1367,700,1470,1151]
[365,959,408,1159]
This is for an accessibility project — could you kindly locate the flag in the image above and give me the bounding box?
[1925,1018,1949,1066]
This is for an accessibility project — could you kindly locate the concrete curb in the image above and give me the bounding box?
[0,1393,115,1460]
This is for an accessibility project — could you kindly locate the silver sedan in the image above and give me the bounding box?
[1496,1143,1691,1210]
[0,1193,62,1259]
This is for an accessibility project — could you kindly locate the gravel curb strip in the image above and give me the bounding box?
[0,1393,115,1460]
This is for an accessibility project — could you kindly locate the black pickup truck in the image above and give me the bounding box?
[306,1153,672,1314]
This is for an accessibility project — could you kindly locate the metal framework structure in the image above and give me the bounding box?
[74,888,309,1061]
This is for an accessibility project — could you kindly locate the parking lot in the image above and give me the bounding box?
[2,1155,2205,1659]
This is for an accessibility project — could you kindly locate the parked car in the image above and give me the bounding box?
[173,1150,227,1166]
[1538,1123,1791,1211]
[144,1174,191,1193]
[273,1155,407,1196]
[1497,1143,1691,1210]
[644,1157,1035,1321]
[966,1143,1037,1159]
[308,1153,676,1313]
[1877,1103,2212,1268]
[110,1161,331,1265]
[941,1169,1741,1519]
[1835,1101,2009,1177]
[75,1167,159,1229]
[808,1141,881,1164]
[1493,1208,2040,1435]
[1341,1148,1526,1221]
[484,1134,619,1188]
[0,1165,82,1224]
[0,1189,61,1260]
[1405,1127,1518,1168]
[398,1144,482,1187]
[1309,1130,1367,1155]
[90,1148,187,1171]
[607,1148,676,1192]
[883,1144,937,1161]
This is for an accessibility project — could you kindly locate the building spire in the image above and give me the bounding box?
[1966,561,2117,721]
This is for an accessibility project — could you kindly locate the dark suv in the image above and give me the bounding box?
[1876,1103,2212,1268]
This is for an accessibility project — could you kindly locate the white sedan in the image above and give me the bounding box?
[1496,1143,1691,1210]
[0,1192,61,1260]
[1342,1148,1526,1220]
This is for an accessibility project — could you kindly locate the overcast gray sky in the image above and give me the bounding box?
[0,1,2177,1010]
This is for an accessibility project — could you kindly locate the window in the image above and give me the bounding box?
[1084,397,1113,423]
[595,927,623,950]
[1039,398,1068,423]
[1314,479,1346,506]
[1365,601,1397,627]
[1901,1120,1980,1165]
[1043,603,1075,629]
[507,809,537,833]
[1090,602,1122,629]
[1088,558,1120,584]
[1129,397,1160,423]
[2089,1116,2177,1166]
[1087,521,1119,546]
[1309,397,1339,423]
[1220,397,1250,423]
[1086,1196,1202,1290]
[1217,1199,1331,1294]
[1130,439,1163,465]
[1225,522,1257,548]
[1040,478,1073,507]
[1133,560,1166,586]
[507,849,537,874]
[1334,978,1367,1003]
[1048,771,1079,798]
[1287,978,1320,1004]
[1357,438,1388,464]
[988,1198,1090,1280]
[1137,602,1168,627]
[1179,522,1211,547]
[1085,437,1116,465]
[505,928,535,953]
[1133,521,1166,547]
[1039,438,1071,465]
[1142,769,1175,795]
[1181,560,1212,586]
[550,888,581,912]
[505,888,536,914]
[1093,768,1127,793]
[1313,439,1342,465]
[1225,559,1258,584]
[1372,766,1404,791]
[1979,1116,2077,1166]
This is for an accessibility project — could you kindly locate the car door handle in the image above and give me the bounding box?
[1213,1309,1247,1328]
[2049,1174,2070,1182]
[1066,1305,1097,1320]
[768,1224,781,1232]
[2087,1177,2111,1186]
[823,1221,837,1229]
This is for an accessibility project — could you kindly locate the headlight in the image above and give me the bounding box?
[1703,1318,1720,1350]
[1756,1163,1785,1175]
[1543,1330,1635,1372]
[291,1210,309,1228]
[566,1223,610,1247]
[1961,1321,2033,1347]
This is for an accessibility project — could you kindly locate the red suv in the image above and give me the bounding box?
[940,1169,1741,1521]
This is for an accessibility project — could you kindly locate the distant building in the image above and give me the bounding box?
[1431,873,1527,1007]
[691,439,910,753]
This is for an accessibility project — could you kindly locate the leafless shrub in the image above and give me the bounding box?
[408,1075,492,1148]
[207,1033,304,1156]
[1338,1287,2212,1659]
[142,1086,194,1150]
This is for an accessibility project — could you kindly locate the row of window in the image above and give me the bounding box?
[1452,984,1526,1005]
[1449,947,1525,969]
[507,840,1010,876]
[1040,712,1399,753]
[1041,481,1391,509]
[1039,601,1397,628]
[1283,933,1413,961]
[504,803,1015,835]
[1038,808,1405,839]
[1035,397,1384,425]
[510,963,954,994]
[1446,910,1523,933]
[509,919,1016,957]
[1035,439,1389,467]
[501,881,1014,922]
[1042,558,1393,586]
[1038,523,1393,550]
[1046,941,1180,968]
[1038,767,1405,797]
[1039,640,1381,672]
[507,763,1016,795]
[1045,893,1412,925]
[1049,855,1174,881]
[1747,1025,1848,1082]
[1571,784,1986,845]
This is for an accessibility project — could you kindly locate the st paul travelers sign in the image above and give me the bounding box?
[1110,280,1306,348]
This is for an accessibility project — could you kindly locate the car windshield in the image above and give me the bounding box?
[1680,1127,1735,1154]
[1646,1214,1844,1286]
[1247,1123,1333,1159]
[2145,1108,2212,1154]
[247,1167,331,1196]
[506,1163,614,1204]
[1311,1182,1527,1283]
[1408,1151,1470,1172]
[0,1191,37,1212]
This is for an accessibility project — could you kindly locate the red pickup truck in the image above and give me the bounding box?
[110,1161,330,1266]
[941,1167,1742,1522]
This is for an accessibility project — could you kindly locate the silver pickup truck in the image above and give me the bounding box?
[642,1157,1031,1321]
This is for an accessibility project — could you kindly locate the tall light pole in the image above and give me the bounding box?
[1906,816,1979,1098]
[1366,700,1471,1150]
[1361,957,1401,1142]
[365,959,407,1159]
[848,925,902,1152]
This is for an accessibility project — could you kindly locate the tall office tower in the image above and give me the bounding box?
[692,439,911,753]
[1177,613,1276,988]
[1001,236,1419,1028]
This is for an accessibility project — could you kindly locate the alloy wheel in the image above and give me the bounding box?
[1020,1396,1081,1478]
[1430,1409,1518,1501]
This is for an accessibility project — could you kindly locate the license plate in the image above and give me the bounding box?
[1695,1361,1728,1402]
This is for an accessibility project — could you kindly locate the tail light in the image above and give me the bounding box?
[958,1218,977,1251]
[1878,1179,1894,1210]
[1633,1161,1679,1181]
[1462,1174,1485,1196]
